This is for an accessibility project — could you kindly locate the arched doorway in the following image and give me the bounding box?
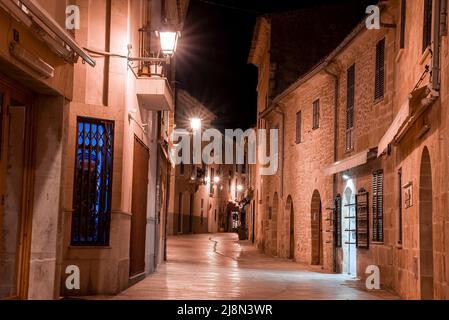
[286,196,295,260]
[419,147,434,299]
[271,193,279,256]
[343,186,357,275]
[311,190,323,265]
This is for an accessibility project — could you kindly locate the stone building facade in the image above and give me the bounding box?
[250,0,449,299]
[0,0,188,299]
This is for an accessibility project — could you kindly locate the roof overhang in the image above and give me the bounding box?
[324,148,376,176]
[2,0,96,66]
[377,85,430,157]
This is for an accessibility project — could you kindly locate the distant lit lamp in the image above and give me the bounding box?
[237,185,243,192]
[190,118,202,131]
[159,30,180,56]
[214,176,220,184]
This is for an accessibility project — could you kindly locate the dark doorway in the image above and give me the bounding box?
[286,196,295,260]
[311,190,323,265]
[419,147,434,299]
[0,79,35,299]
[129,136,149,278]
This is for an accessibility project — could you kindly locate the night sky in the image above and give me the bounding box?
[176,0,373,130]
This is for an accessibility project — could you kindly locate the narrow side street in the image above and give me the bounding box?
[109,234,398,300]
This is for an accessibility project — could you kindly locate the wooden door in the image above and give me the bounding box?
[0,79,35,299]
[129,136,150,278]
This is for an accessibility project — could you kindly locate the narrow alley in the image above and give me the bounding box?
[110,234,398,300]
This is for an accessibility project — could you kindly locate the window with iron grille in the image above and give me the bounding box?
[312,99,320,130]
[400,0,407,49]
[372,170,384,242]
[375,38,385,100]
[71,117,114,246]
[334,195,342,248]
[346,64,355,151]
[423,0,432,52]
[296,111,302,144]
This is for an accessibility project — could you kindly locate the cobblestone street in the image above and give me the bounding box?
[109,234,398,300]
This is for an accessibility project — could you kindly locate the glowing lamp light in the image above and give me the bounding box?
[159,31,179,55]
[237,185,243,192]
[190,118,202,131]
[214,176,220,183]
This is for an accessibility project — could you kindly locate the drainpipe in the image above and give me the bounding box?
[324,66,339,273]
[274,105,285,199]
[432,0,442,92]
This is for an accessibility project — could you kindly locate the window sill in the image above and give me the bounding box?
[373,96,384,105]
[370,241,384,246]
[395,48,404,62]
[69,246,112,250]
[420,47,431,65]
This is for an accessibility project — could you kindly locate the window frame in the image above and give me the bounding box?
[295,111,302,144]
[400,0,407,49]
[423,0,433,52]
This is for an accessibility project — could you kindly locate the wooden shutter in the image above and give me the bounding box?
[346,65,355,129]
[334,195,342,248]
[296,111,302,144]
[346,65,355,151]
[313,99,320,130]
[400,0,407,49]
[372,170,384,242]
[375,38,385,100]
[355,189,369,249]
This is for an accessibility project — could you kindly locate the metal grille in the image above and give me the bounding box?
[372,170,384,242]
[312,99,320,130]
[296,111,302,144]
[71,117,114,246]
[423,0,432,52]
[334,195,342,248]
[356,189,369,249]
[375,38,385,100]
[346,64,355,151]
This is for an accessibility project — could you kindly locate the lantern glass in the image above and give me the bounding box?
[159,31,178,55]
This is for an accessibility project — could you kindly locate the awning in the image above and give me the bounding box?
[323,149,370,176]
[377,86,429,157]
[1,0,96,66]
